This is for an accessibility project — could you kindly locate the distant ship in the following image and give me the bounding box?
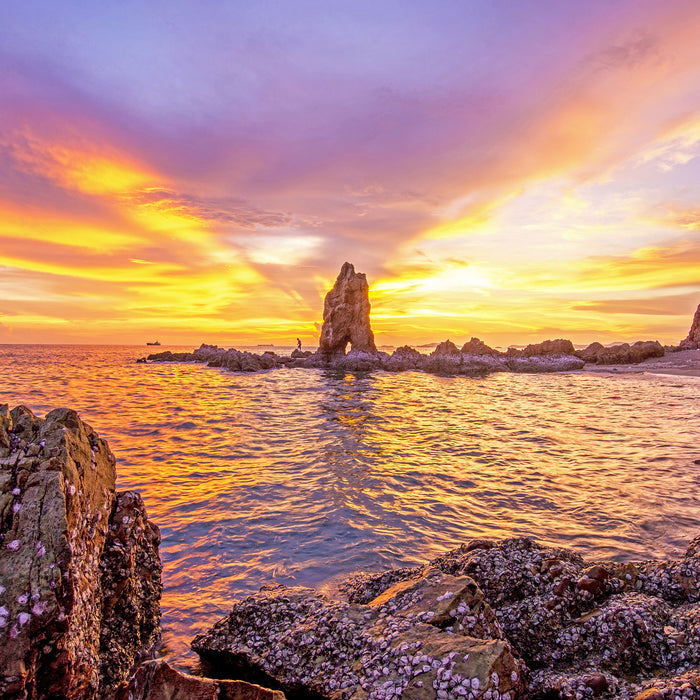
[146,341,161,346]
[256,343,274,347]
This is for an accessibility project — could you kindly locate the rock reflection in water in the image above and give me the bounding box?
[0,344,699,668]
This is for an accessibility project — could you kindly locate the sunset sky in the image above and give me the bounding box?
[2,0,700,347]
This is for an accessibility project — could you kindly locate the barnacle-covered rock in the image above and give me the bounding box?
[337,536,700,699]
[0,405,161,699]
[367,569,506,641]
[99,491,162,695]
[191,582,527,700]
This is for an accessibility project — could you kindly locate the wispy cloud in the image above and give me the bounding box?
[2,1,700,343]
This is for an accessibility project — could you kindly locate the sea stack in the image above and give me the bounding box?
[319,262,377,359]
[680,302,700,349]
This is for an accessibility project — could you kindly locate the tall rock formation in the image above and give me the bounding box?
[319,262,377,358]
[680,302,700,349]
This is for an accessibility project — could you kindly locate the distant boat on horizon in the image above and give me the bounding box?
[146,341,161,346]
[256,343,274,347]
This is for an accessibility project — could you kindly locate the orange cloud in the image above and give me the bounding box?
[3,129,154,195]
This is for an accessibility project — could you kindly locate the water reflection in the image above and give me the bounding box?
[1,345,699,669]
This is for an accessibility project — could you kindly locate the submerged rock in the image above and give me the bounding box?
[0,405,161,699]
[319,262,378,360]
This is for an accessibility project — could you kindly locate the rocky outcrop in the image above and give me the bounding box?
[191,576,527,700]
[680,303,700,349]
[191,535,700,698]
[115,659,286,700]
[319,262,377,359]
[460,338,500,356]
[577,340,665,365]
[0,405,161,699]
[99,492,162,693]
[521,339,576,358]
[576,341,605,363]
[382,346,424,372]
[149,345,290,372]
[340,536,700,699]
[150,339,585,377]
[431,340,461,356]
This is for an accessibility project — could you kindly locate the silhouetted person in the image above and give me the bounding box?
[296,338,302,351]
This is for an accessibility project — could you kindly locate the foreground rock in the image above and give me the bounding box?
[0,405,161,699]
[192,575,527,699]
[341,537,700,699]
[681,303,700,349]
[115,659,286,700]
[191,535,700,699]
[319,262,378,359]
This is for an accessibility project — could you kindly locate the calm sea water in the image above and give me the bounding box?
[1,344,699,668]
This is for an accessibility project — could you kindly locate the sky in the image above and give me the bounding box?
[1,0,700,347]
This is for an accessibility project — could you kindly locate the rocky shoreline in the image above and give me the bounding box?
[193,536,700,700]
[142,262,690,378]
[145,336,673,378]
[1,404,700,698]
[0,404,161,699]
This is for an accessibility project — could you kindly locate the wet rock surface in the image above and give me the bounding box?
[0,405,162,699]
[114,659,286,700]
[191,574,527,700]
[337,536,700,699]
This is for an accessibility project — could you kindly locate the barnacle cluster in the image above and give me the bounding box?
[194,536,700,699]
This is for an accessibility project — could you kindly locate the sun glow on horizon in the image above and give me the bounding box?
[1,1,700,345]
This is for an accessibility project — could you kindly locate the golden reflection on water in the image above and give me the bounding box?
[1,345,699,668]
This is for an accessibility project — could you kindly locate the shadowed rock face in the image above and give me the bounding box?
[0,405,161,699]
[680,303,700,349]
[319,262,377,359]
[114,659,287,700]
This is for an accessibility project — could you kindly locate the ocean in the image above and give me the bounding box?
[1,344,699,669]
